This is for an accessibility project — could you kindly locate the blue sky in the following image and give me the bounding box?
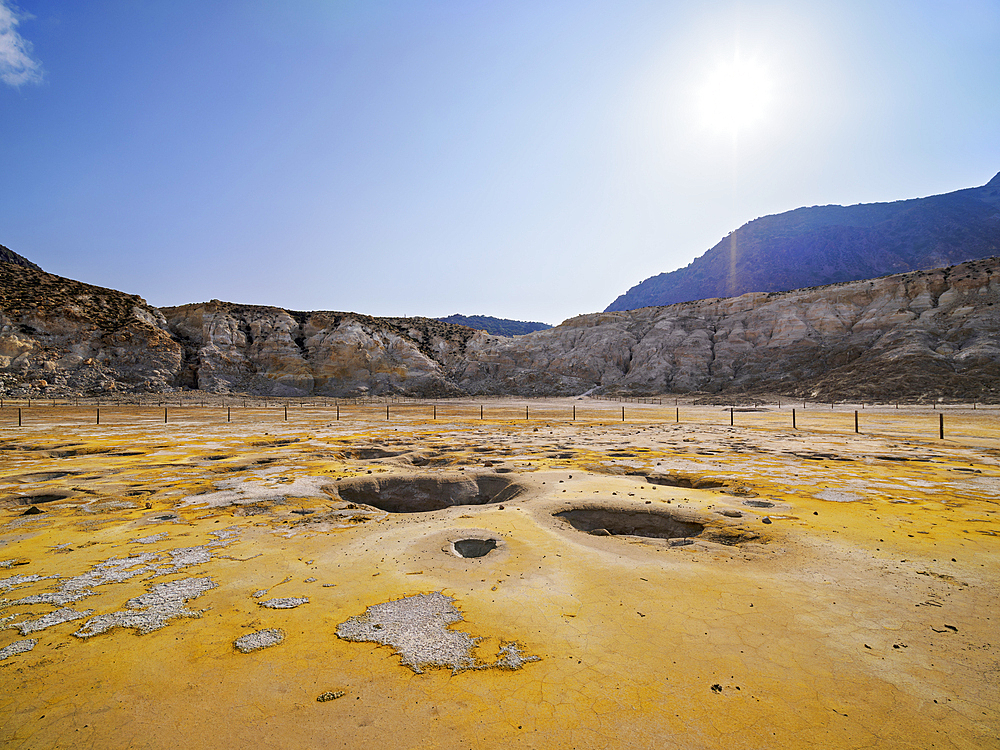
[2,1,998,324]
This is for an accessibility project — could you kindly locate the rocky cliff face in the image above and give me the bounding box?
[2,256,999,401]
[161,302,477,397]
[463,256,1000,401]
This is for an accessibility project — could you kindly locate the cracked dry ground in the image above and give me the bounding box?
[0,399,997,749]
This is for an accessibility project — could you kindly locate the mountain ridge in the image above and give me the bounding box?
[606,172,1000,311]
[436,314,552,337]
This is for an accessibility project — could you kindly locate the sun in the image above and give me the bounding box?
[696,53,774,135]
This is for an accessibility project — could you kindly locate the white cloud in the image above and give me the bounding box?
[0,1,42,87]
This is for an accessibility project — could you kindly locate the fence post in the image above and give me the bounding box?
[96,408,100,425]
[792,408,796,429]
[433,404,436,419]
[676,407,679,423]
[525,406,528,420]
[939,413,944,440]
[854,410,859,433]
[164,407,168,424]
[227,407,231,423]
[573,405,576,421]
[621,406,625,422]
[481,405,483,420]
[18,408,22,427]
[730,408,734,426]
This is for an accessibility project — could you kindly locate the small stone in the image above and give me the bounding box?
[762,517,772,524]
[258,596,309,609]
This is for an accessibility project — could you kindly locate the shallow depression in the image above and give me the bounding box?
[555,507,705,540]
[336,474,523,513]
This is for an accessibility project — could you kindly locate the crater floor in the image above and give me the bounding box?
[0,397,997,749]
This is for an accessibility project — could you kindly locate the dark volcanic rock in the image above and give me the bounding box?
[0,245,42,272]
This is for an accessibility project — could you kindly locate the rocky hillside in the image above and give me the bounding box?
[0,262,181,394]
[437,314,552,337]
[2,255,999,401]
[0,244,42,271]
[607,172,1000,311]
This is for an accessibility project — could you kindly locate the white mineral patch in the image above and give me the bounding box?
[258,597,308,609]
[12,553,158,606]
[0,638,37,661]
[179,475,333,509]
[336,592,539,674]
[131,532,169,544]
[74,577,217,638]
[15,607,95,635]
[494,641,542,670]
[234,628,285,653]
[815,490,863,503]
[0,573,58,593]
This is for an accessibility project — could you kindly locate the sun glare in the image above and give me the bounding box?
[696,54,774,135]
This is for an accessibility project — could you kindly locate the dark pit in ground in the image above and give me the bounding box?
[337,475,523,513]
[5,491,74,506]
[646,473,726,489]
[19,471,76,481]
[453,539,498,558]
[556,507,704,540]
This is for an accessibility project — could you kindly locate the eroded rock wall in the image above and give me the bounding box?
[161,302,475,397]
[458,256,1000,400]
[2,256,999,400]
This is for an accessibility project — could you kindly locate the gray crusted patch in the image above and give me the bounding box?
[131,532,169,544]
[258,597,308,609]
[815,489,862,503]
[10,531,238,608]
[0,573,59,594]
[234,628,285,653]
[11,554,158,606]
[14,607,95,635]
[0,638,37,661]
[73,577,217,638]
[336,592,539,674]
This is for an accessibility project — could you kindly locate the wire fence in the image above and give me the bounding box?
[1,397,996,445]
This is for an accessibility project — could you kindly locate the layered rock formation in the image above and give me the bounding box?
[2,255,999,401]
[464,256,1000,401]
[162,302,476,397]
